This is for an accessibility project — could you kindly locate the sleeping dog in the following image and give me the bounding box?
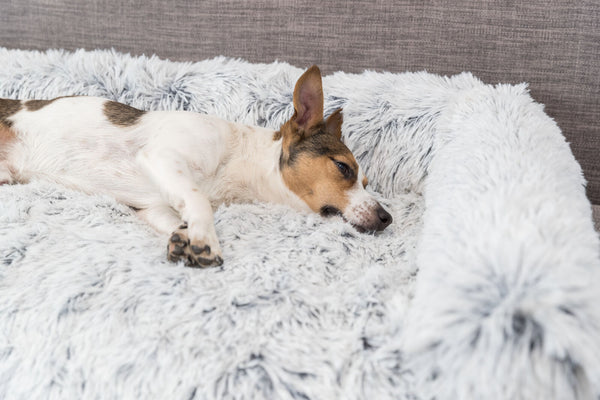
[0,66,392,267]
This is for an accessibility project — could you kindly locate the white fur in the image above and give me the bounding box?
[0,48,599,400]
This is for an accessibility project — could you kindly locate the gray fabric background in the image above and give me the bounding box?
[1,0,598,208]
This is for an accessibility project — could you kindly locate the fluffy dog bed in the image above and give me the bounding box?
[0,48,598,400]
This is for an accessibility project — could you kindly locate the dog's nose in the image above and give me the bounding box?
[375,206,393,231]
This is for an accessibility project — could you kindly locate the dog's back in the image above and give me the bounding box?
[0,98,22,184]
[2,97,155,207]
[0,96,238,209]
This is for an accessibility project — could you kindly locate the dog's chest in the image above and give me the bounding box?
[190,143,271,206]
[188,124,303,209]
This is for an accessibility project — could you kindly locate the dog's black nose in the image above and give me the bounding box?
[376,206,393,231]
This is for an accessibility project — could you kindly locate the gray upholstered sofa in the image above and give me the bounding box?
[2,0,598,230]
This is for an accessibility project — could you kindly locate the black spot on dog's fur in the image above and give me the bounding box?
[104,101,146,126]
[0,99,22,127]
[25,98,58,111]
[23,96,79,112]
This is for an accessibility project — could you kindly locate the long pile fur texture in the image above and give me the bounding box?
[0,48,598,400]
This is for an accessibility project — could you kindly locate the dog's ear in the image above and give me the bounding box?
[325,108,343,140]
[292,65,324,133]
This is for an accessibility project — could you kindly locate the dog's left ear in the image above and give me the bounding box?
[325,108,343,140]
[293,65,324,133]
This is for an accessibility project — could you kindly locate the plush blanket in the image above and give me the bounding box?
[0,48,598,400]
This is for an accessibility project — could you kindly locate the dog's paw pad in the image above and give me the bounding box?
[195,255,223,267]
[171,244,185,256]
[170,233,184,243]
[167,227,222,268]
[191,244,210,255]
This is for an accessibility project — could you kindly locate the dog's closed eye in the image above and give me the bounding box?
[332,159,353,180]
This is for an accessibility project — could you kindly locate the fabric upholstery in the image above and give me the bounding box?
[0,0,599,203]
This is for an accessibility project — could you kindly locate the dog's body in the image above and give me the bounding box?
[0,66,392,266]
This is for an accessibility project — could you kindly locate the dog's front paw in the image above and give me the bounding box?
[167,224,223,267]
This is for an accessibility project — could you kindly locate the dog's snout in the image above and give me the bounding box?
[376,206,393,231]
[343,189,393,233]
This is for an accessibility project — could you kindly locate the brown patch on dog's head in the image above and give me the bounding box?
[0,99,22,128]
[277,66,393,232]
[104,101,146,126]
[282,147,359,217]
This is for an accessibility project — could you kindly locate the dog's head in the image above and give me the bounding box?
[277,65,392,233]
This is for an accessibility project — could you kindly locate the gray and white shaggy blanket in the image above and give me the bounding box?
[0,48,599,400]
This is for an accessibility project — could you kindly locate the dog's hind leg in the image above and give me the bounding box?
[137,149,223,267]
[0,123,17,185]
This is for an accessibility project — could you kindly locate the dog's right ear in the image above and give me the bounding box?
[292,65,324,135]
[325,108,343,140]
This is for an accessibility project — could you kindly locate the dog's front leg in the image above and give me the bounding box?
[138,149,223,267]
[167,200,223,267]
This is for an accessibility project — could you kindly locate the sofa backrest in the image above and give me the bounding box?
[1,0,598,203]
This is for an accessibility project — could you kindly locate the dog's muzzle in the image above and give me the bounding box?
[352,204,392,233]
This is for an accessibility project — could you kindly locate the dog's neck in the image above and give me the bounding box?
[209,122,310,212]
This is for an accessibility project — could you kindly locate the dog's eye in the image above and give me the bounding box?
[333,160,352,179]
